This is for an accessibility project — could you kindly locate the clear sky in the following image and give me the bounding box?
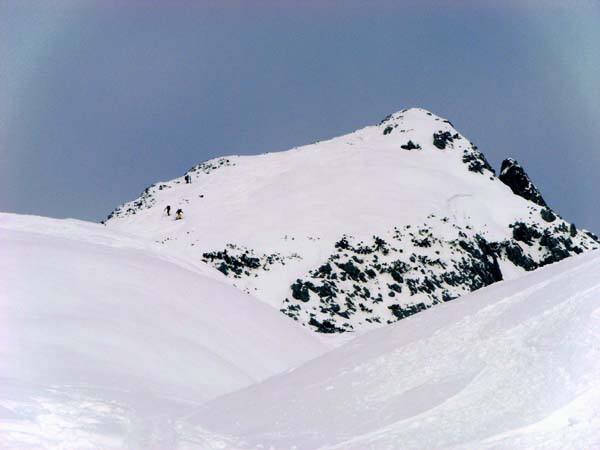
[1,0,599,232]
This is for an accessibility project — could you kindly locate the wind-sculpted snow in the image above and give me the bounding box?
[0,213,325,448]
[2,214,598,449]
[105,108,599,333]
[190,250,600,450]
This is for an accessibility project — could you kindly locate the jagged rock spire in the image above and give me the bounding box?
[499,158,548,207]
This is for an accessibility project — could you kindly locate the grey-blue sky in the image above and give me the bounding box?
[1,1,599,232]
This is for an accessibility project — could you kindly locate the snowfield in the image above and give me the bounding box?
[0,213,325,448]
[1,213,599,449]
[190,249,600,450]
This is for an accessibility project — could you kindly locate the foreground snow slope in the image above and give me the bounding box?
[105,108,598,333]
[0,213,325,448]
[191,250,600,450]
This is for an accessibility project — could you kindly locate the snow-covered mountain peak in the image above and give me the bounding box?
[379,107,446,125]
[377,107,458,136]
[346,107,468,153]
[501,157,519,172]
[105,108,598,334]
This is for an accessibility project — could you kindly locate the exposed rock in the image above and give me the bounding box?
[511,221,542,245]
[202,244,300,278]
[570,223,577,237]
[540,208,556,222]
[462,144,495,175]
[401,140,421,150]
[433,131,454,149]
[499,158,548,207]
[275,216,598,333]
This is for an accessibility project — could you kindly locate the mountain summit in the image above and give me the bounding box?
[105,108,598,333]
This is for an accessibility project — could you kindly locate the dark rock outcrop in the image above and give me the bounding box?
[462,143,495,175]
[274,216,598,333]
[433,131,454,149]
[499,158,548,207]
[401,140,421,150]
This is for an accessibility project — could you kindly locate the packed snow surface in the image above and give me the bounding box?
[191,250,600,450]
[0,213,325,448]
[2,212,598,448]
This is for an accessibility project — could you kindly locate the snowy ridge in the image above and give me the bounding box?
[2,212,598,448]
[188,250,600,450]
[0,213,325,448]
[105,108,599,333]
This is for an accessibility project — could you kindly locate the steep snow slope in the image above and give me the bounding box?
[190,250,600,450]
[0,213,325,448]
[105,108,599,333]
